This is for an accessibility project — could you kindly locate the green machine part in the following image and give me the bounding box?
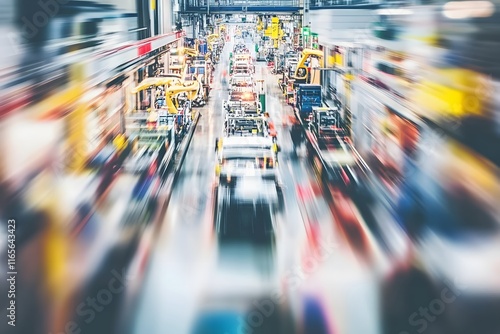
[259,93,266,113]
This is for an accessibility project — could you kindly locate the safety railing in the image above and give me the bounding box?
[188,0,300,7]
[310,0,380,7]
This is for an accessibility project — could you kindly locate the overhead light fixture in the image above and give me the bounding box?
[377,8,413,15]
[443,1,495,19]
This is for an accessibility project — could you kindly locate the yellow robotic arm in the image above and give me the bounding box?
[207,34,219,42]
[293,49,324,82]
[165,81,200,114]
[131,77,182,93]
[256,17,263,31]
[183,47,199,57]
[207,34,219,51]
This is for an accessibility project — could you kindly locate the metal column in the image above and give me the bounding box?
[302,0,310,29]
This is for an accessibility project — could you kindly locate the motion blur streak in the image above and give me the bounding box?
[0,2,499,334]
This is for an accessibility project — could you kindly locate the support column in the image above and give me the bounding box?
[192,16,197,39]
[302,0,310,31]
[149,0,156,36]
[344,73,353,137]
[164,52,170,74]
[257,80,266,113]
[150,87,155,109]
[66,63,86,173]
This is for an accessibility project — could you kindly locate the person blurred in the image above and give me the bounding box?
[95,147,120,199]
[290,118,304,156]
[221,68,228,86]
[117,136,131,169]
[157,137,167,170]
[96,164,114,198]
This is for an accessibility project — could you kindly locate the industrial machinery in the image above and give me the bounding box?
[305,106,359,192]
[223,114,271,138]
[164,81,201,114]
[183,47,199,58]
[214,135,282,205]
[223,91,262,115]
[186,57,211,100]
[295,84,322,121]
[228,78,255,96]
[293,49,324,86]
[309,107,346,148]
[125,76,202,178]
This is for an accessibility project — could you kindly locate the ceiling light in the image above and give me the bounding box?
[443,1,495,19]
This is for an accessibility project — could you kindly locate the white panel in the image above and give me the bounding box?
[310,9,377,45]
[163,0,174,33]
[0,113,62,182]
[99,0,137,11]
[151,33,177,49]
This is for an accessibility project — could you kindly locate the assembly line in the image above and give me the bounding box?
[2,4,500,334]
[124,25,387,334]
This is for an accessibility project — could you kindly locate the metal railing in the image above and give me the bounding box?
[188,0,300,6]
[310,0,379,6]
